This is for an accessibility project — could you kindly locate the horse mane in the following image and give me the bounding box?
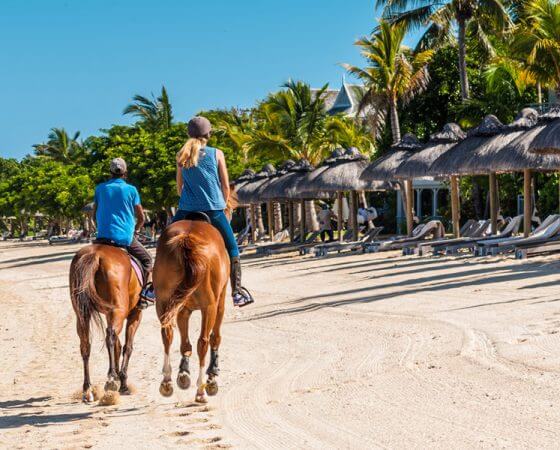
[225,184,239,221]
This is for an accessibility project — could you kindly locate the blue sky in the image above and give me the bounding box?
[1,0,421,159]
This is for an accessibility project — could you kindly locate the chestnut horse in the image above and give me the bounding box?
[69,244,143,402]
[154,220,229,403]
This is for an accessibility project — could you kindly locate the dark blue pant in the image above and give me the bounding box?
[172,210,240,258]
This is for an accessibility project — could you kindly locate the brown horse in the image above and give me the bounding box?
[154,220,229,403]
[69,244,143,402]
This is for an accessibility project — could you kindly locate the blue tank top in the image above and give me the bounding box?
[179,146,226,212]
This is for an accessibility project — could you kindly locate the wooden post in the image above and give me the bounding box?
[267,201,274,239]
[288,201,295,242]
[348,191,356,241]
[450,176,461,237]
[337,191,344,242]
[489,172,498,235]
[405,180,414,235]
[524,169,532,237]
[300,200,306,243]
[249,204,257,242]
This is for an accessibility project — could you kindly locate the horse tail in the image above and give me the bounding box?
[160,232,209,328]
[70,252,112,332]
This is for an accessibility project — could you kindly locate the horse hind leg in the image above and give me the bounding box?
[159,326,174,397]
[176,308,192,390]
[206,291,226,397]
[119,308,142,394]
[105,315,124,392]
[195,304,217,403]
[77,315,93,402]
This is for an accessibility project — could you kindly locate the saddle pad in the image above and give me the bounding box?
[129,256,144,286]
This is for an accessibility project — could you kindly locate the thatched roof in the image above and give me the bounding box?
[260,159,322,200]
[361,134,422,182]
[236,164,276,205]
[490,107,560,172]
[528,106,560,154]
[300,147,370,193]
[427,116,506,176]
[299,147,392,194]
[395,123,466,179]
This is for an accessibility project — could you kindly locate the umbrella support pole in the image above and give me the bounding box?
[337,192,344,242]
[450,176,461,238]
[489,172,498,235]
[524,169,532,237]
[300,200,306,244]
[405,180,414,236]
[267,201,274,240]
[288,202,295,242]
[349,191,358,242]
[250,205,257,243]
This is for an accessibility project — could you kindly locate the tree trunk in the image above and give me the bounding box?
[457,18,470,100]
[300,201,306,243]
[489,172,498,235]
[273,202,283,232]
[337,192,344,242]
[305,200,319,232]
[389,98,401,144]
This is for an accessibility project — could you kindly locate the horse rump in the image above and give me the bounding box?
[159,231,210,328]
[70,250,112,332]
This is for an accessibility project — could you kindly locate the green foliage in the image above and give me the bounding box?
[123,86,174,131]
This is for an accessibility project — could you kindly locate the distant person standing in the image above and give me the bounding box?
[318,204,335,242]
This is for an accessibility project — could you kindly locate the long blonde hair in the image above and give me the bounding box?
[177,137,208,169]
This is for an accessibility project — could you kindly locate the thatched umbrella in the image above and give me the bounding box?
[362,133,423,235]
[259,159,322,241]
[490,107,560,235]
[427,110,538,234]
[302,148,388,241]
[237,165,276,241]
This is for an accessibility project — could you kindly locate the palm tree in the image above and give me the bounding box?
[324,116,376,155]
[377,0,512,100]
[123,86,173,131]
[33,128,83,163]
[511,0,560,92]
[344,21,433,144]
[254,80,331,164]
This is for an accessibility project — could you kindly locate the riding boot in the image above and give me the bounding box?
[230,256,254,307]
[138,270,155,309]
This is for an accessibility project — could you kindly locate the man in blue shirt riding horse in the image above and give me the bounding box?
[93,157,155,308]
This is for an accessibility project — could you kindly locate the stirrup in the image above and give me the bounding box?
[233,287,254,307]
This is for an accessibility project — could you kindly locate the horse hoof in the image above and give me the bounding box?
[159,381,174,397]
[82,391,94,403]
[119,387,131,395]
[195,393,207,404]
[205,379,218,396]
[177,372,191,390]
[104,380,119,392]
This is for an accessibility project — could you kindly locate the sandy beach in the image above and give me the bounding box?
[1,241,560,449]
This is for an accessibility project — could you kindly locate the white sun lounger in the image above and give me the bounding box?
[412,219,491,256]
[312,226,384,257]
[444,215,522,256]
[365,220,445,253]
[476,214,560,256]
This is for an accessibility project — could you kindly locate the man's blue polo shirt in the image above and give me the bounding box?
[94,178,140,246]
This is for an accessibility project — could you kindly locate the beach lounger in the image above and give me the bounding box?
[255,230,321,256]
[412,219,489,256]
[365,220,445,253]
[444,215,522,256]
[363,223,426,253]
[514,235,560,259]
[312,226,384,257]
[476,214,560,256]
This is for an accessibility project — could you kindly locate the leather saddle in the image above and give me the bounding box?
[177,211,211,223]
